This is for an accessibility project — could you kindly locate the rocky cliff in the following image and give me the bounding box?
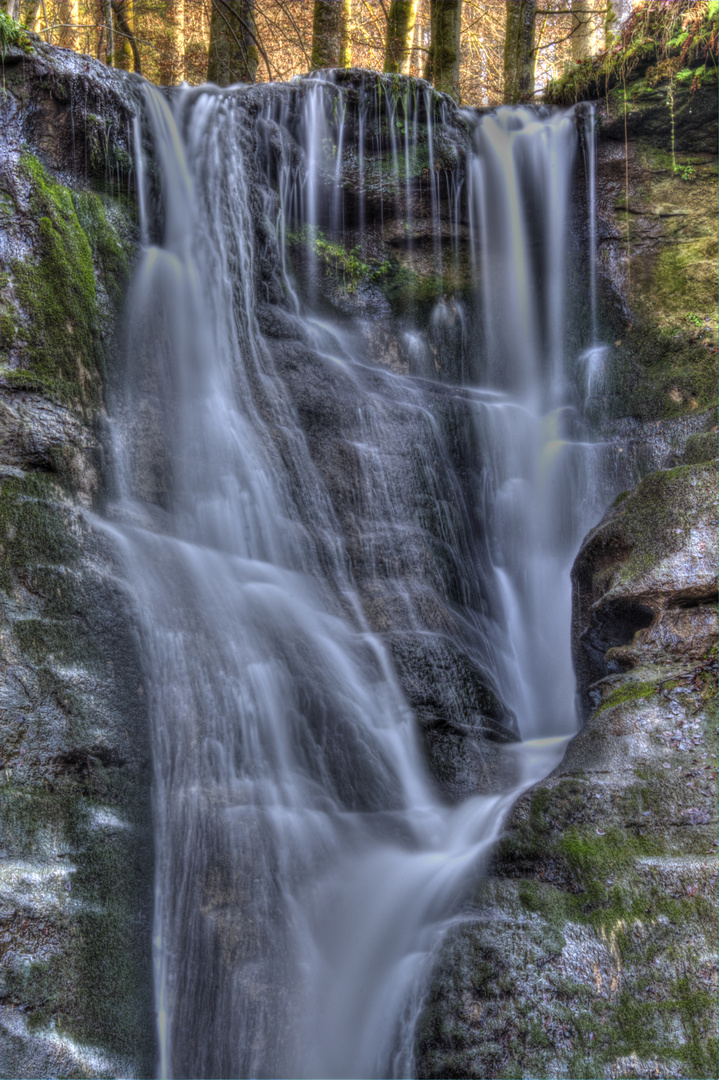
[0,42,154,1080]
[0,35,716,1080]
[414,46,718,1080]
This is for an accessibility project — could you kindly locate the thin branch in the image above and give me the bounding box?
[539,7,611,13]
[209,0,274,81]
[256,0,311,66]
[232,2,275,80]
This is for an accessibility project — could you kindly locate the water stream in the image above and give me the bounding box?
[104,76,611,1079]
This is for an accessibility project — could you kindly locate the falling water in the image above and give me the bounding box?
[577,102,609,410]
[104,76,608,1079]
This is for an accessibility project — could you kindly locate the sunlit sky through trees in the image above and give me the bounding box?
[11,0,642,104]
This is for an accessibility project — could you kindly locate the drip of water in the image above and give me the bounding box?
[104,79,607,1079]
[585,103,598,343]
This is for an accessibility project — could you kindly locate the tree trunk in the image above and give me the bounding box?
[383,0,418,75]
[571,0,602,62]
[104,0,113,63]
[207,0,258,85]
[112,0,140,72]
[2,0,20,20]
[159,0,184,84]
[310,0,351,70]
[25,0,42,31]
[56,0,79,49]
[503,0,536,104]
[425,0,462,101]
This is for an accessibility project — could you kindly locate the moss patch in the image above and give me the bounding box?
[595,679,657,714]
[544,1,718,106]
[684,430,718,464]
[0,10,31,52]
[10,155,106,407]
[617,461,717,585]
[72,189,132,307]
[288,225,391,294]
[0,472,78,592]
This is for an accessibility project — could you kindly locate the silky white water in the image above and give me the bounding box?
[104,78,607,1079]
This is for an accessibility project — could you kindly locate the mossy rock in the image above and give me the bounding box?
[6,156,133,408]
[683,430,718,465]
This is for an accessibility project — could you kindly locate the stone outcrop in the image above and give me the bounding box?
[0,42,154,1080]
[592,104,718,424]
[573,461,718,713]
[415,460,718,1080]
[414,44,719,1080]
[0,35,716,1080]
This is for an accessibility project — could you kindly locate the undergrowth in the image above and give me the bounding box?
[0,10,30,53]
[545,0,718,104]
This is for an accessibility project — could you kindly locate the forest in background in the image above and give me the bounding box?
[0,1,714,103]
[0,0,645,103]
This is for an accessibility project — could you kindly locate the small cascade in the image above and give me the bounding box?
[577,102,610,413]
[106,75,612,1079]
[261,72,467,313]
[463,106,600,738]
[585,104,598,343]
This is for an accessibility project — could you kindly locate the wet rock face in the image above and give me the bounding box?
[0,44,154,1079]
[258,292,519,802]
[248,78,521,800]
[591,77,718,424]
[0,39,139,185]
[601,76,718,156]
[572,462,718,717]
[416,461,718,1080]
[0,44,715,1080]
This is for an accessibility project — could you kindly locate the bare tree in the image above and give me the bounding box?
[159,0,184,83]
[311,0,351,69]
[25,0,42,30]
[208,0,259,84]
[56,0,79,48]
[112,0,141,72]
[425,0,462,100]
[571,0,604,61]
[504,0,535,102]
[383,0,418,74]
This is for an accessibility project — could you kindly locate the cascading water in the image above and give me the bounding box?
[102,74,612,1079]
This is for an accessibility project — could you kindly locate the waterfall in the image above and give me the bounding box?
[103,76,606,1079]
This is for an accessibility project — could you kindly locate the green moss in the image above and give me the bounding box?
[288,225,390,295]
[684,430,718,465]
[381,263,446,315]
[0,473,78,592]
[651,237,718,327]
[13,615,103,668]
[517,879,577,931]
[595,461,718,590]
[72,190,132,306]
[11,155,105,407]
[596,679,656,714]
[0,309,15,350]
[544,1,717,106]
[1,773,154,1062]
[0,10,31,52]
